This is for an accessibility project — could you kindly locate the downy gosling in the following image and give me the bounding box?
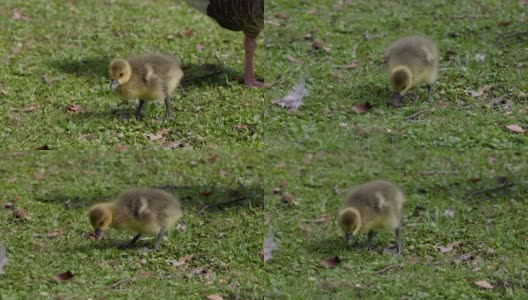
[337,180,405,254]
[88,187,182,251]
[384,35,439,107]
[109,54,183,120]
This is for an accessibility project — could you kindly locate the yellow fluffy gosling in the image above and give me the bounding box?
[337,180,405,254]
[88,187,182,251]
[384,35,439,106]
[109,54,183,120]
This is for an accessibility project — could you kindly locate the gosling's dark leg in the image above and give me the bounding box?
[153,229,166,251]
[395,227,401,255]
[426,84,433,102]
[117,233,142,248]
[136,99,146,119]
[367,231,375,251]
[345,233,353,248]
[389,92,403,107]
[163,96,172,121]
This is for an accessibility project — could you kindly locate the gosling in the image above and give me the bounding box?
[384,35,439,107]
[88,187,182,251]
[109,54,183,120]
[337,180,405,254]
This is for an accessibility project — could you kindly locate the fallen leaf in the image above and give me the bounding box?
[312,40,324,50]
[444,207,455,218]
[506,124,525,134]
[66,104,83,113]
[196,44,205,51]
[13,209,25,219]
[280,194,299,206]
[144,128,171,141]
[467,177,481,183]
[4,203,13,209]
[0,246,7,275]
[285,55,302,64]
[272,77,309,113]
[339,61,360,69]
[35,144,49,150]
[475,52,486,62]
[115,145,128,150]
[207,295,224,300]
[436,241,462,253]
[474,280,494,289]
[275,12,288,19]
[106,278,134,290]
[44,228,63,238]
[382,247,400,256]
[263,228,277,263]
[352,102,372,114]
[320,256,341,268]
[498,20,512,26]
[177,27,193,38]
[169,255,193,267]
[468,85,493,97]
[52,271,73,283]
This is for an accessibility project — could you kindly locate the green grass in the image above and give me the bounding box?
[0,0,263,149]
[264,0,528,150]
[0,151,264,299]
[264,150,528,299]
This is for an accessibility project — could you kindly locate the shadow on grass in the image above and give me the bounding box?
[35,184,264,214]
[48,56,261,88]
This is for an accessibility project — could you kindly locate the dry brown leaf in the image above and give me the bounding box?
[436,241,462,253]
[66,104,83,113]
[115,145,128,150]
[285,55,302,64]
[35,144,50,150]
[475,52,486,62]
[469,85,493,97]
[320,256,341,268]
[444,207,455,218]
[275,12,288,19]
[498,20,512,26]
[144,128,171,141]
[52,271,73,282]
[474,280,494,289]
[207,295,224,300]
[506,124,525,134]
[312,40,324,50]
[4,203,13,209]
[352,102,372,114]
[177,27,193,38]
[169,255,193,267]
[280,194,299,206]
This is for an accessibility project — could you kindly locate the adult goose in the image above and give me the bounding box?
[184,0,264,87]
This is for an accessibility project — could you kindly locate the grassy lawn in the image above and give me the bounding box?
[264,150,528,299]
[0,151,265,299]
[264,0,528,150]
[0,0,263,150]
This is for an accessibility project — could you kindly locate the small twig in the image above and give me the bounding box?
[196,196,247,215]
[106,278,135,290]
[405,110,429,120]
[373,264,401,275]
[420,170,459,176]
[450,15,489,20]
[463,182,515,201]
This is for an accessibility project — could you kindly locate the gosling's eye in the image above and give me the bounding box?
[119,73,123,77]
[99,221,104,227]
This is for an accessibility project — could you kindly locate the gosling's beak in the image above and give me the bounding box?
[94,229,103,240]
[110,80,119,90]
[346,233,354,247]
